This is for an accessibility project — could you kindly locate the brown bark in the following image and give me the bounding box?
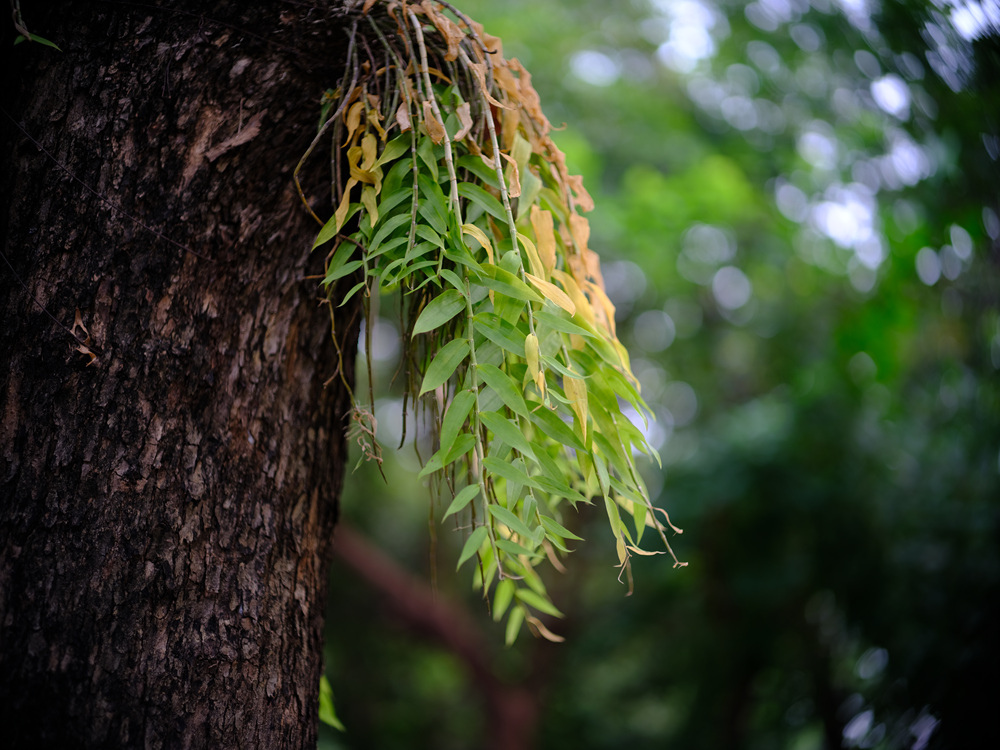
[0,2,357,747]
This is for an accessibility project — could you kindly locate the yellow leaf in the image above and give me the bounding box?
[615,534,628,566]
[361,184,378,229]
[525,272,576,316]
[516,232,543,277]
[332,177,358,235]
[347,146,375,186]
[365,95,387,140]
[511,132,532,171]
[563,374,588,442]
[525,332,541,396]
[626,545,666,557]
[422,100,446,144]
[461,223,495,264]
[551,269,596,327]
[529,207,556,276]
[361,132,378,170]
[343,100,364,146]
[585,281,617,337]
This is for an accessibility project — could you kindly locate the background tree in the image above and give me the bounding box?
[322,1,1000,749]
[1,2,358,746]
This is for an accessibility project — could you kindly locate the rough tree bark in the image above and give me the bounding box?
[0,2,357,746]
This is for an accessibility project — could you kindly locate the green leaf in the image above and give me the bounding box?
[535,307,595,338]
[443,484,480,518]
[483,455,535,489]
[418,173,449,235]
[419,339,469,395]
[480,264,543,304]
[480,411,536,460]
[415,224,444,249]
[488,504,540,543]
[515,587,563,618]
[457,525,489,569]
[458,182,507,222]
[530,474,588,506]
[413,290,467,335]
[324,260,363,285]
[375,134,412,167]
[416,135,440,181]
[321,241,358,286]
[417,453,443,479]
[493,579,516,621]
[338,280,368,307]
[319,675,345,731]
[368,214,411,258]
[527,404,586,452]
[313,214,342,250]
[440,389,477,457]
[456,155,501,189]
[505,605,525,645]
[540,514,584,542]
[367,235,409,262]
[496,538,543,559]
[376,185,413,218]
[14,34,62,51]
[439,268,467,295]
[473,313,526,358]
[442,432,477,467]
[477,363,529,418]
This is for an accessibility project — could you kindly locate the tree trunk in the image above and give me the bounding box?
[0,2,356,746]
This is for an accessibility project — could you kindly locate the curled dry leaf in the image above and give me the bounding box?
[422,100,447,144]
[454,101,473,141]
[395,101,411,132]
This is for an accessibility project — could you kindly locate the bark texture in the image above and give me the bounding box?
[0,2,357,746]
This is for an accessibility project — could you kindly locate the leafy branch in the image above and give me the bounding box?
[301,0,685,644]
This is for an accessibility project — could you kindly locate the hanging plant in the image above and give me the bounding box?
[297,0,685,643]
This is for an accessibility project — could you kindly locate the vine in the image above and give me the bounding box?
[300,0,685,644]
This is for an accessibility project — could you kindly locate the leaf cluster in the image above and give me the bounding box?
[300,0,684,642]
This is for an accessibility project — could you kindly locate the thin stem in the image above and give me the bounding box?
[295,22,359,224]
[464,276,504,580]
[409,9,462,220]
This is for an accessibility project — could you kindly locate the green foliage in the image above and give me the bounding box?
[300,0,683,643]
[318,675,345,732]
[10,0,61,51]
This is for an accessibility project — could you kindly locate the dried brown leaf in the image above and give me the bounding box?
[454,101,473,141]
[422,100,447,144]
[395,101,411,132]
[568,213,590,254]
[500,151,521,198]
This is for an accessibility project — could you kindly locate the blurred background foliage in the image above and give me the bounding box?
[321,1,1000,748]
